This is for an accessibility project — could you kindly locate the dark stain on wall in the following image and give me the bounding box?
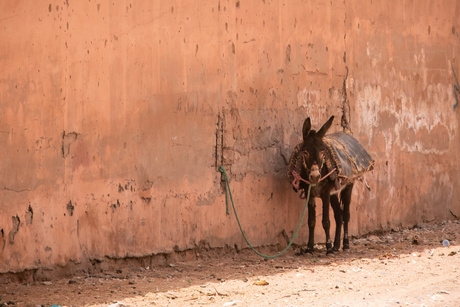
[25,204,33,225]
[285,44,291,64]
[8,215,20,244]
[1,229,4,250]
[110,200,121,213]
[66,200,74,217]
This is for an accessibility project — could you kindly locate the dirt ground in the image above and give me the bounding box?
[1,220,459,307]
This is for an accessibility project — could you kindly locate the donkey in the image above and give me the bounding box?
[288,115,373,255]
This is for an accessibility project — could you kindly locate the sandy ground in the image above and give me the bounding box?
[1,220,459,307]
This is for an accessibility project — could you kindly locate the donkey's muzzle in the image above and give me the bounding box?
[309,165,321,184]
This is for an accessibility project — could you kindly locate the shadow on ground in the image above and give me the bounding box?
[1,220,459,306]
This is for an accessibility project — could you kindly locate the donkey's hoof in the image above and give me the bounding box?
[326,249,335,255]
[343,239,350,250]
[296,248,313,256]
[295,249,303,256]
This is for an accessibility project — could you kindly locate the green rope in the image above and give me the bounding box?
[218,165,312,259]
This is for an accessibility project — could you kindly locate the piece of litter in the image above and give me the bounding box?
[166,292,178,299]
[253,280,269,286]
[431,294,444,301]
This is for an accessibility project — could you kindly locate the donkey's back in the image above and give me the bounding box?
[323,131,374,181]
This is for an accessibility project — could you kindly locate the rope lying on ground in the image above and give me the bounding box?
[219,166,312,259]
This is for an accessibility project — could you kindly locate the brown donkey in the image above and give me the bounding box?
[288,116,374,254]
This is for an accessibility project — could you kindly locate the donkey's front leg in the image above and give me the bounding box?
[305,196,316,254]
[321,193,334,254]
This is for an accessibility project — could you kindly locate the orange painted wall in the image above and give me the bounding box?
[1,1,459,273]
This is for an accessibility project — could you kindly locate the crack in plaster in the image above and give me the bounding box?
[341,52,351,132]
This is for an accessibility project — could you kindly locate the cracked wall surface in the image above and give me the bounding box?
[0,1,459,274]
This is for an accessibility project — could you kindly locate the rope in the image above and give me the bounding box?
[218,165,312,259]
[291,168,336,190]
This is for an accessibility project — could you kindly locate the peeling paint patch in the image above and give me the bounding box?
[401,123,450,154]
[141,180,154,191]
[196,189,218,207]
[61,131,79,158]
[356,84,381,134]
[378,110,398,130]
[297,88,324,125]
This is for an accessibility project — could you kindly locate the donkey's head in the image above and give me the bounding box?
[299,115,334,185]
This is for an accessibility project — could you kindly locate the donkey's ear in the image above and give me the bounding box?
[316,115,334,138]
[302,117,311,141]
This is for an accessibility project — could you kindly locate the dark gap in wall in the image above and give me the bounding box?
[8,215,20,244]
[25,203,33,225]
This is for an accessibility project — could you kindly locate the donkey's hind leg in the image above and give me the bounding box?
[341,183,354,250]
[330,193,343,252]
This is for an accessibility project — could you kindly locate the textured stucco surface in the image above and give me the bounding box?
[0,1,459,274]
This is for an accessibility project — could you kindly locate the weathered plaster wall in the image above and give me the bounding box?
[0,1,459,274]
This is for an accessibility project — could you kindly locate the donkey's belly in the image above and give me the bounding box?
[330,183,351,196]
